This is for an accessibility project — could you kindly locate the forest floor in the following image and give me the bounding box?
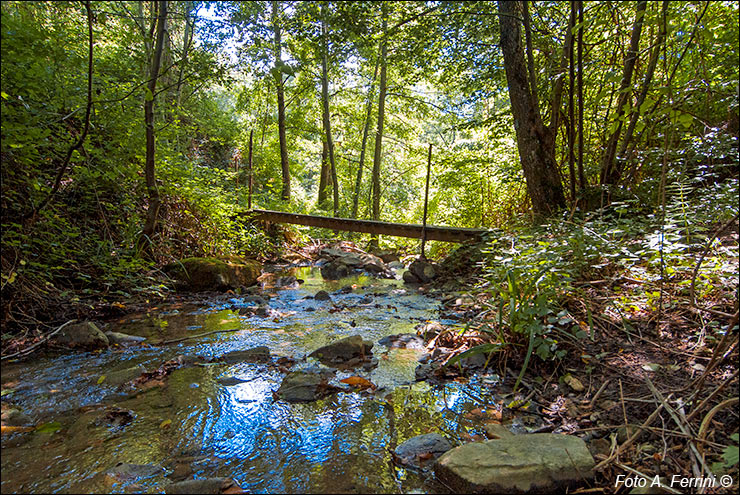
[1,223,738,493]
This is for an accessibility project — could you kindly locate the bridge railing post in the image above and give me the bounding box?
[421,143,432,259]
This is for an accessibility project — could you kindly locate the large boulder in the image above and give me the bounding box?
[52,321,109,350]
[434,433,595,493]
[320,259,352,280]
[164,257,260,291]
[404,258,438,284]
[319,248,394,279]
[308,335,373,367]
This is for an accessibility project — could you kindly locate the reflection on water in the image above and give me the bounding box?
[1,267,508,494]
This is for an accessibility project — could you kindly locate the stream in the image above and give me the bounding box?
[1,266,521,494]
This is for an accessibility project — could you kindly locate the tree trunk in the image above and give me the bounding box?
[351,53,380,219]
[600,0,647,186]
[577,0,585,191]
[546,2,574,140]
[273,0,290,201]
[176,0,194,108]
[498,0,565,215]
[318,140,329,208]
[371,8,387,225]
[321,3,339,216]
[620,2,668,172]
[140,0,167,254]
[568,1,576,201]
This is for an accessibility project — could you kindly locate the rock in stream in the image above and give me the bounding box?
[434,433,595,493]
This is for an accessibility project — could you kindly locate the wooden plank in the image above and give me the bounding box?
[243,209,486,243]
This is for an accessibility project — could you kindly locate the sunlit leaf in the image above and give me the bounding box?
[35,421,62,434]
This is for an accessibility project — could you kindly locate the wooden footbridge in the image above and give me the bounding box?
[244,209,487,243]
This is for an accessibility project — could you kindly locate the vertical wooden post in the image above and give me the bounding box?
[248,129,253,210]
[421,143,432,259]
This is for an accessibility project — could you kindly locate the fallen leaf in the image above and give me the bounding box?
[35,421,62,434]
[1,425,34,434]
[160,419,172,429]
[417,452,434,461]
[97,375,106,385]
[340,376,376,390]
[563,373,585,392]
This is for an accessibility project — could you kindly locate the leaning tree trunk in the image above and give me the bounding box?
[140,0,167,255]
[498,0,565,215]
[273,0,290,201]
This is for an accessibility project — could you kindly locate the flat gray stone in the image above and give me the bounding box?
[104,365,146,385]
[105,331,147,346]
[315,290,332,301]
[434,433,595,493]
[308,335,373,367]
[276,370,337,402]
[106,462,163,482]
[395,433,453,469]
[378,333,425,349]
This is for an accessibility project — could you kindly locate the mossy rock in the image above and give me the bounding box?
[164,257,261,291]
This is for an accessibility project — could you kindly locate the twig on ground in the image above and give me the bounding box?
[1,319,77,361]
[686,369,739,423]
[697,397,739,455]
[645,378,712,479]
[589,379,610,409]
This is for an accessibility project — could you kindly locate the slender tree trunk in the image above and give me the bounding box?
[546,2,574,140]
[321,3,339,216]
[176,0,194,108]
[568,1,577,201]
[620,2,668,172]
[371,8,387,225]
[351,53,380,218]
[522,1,542,123]
[600,0,647,186]
[273,0,290,201]
[498,0,565,215]
[577,0,585,191]
[140,0,167,254]
[318,140,329,207]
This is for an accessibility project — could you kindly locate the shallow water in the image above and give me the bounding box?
[1,267,516,494]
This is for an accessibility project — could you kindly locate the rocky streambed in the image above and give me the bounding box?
[1,253,595,494]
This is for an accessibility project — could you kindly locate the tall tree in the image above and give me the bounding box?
[498,0,566,215]
[599,0,648,186]
[371,6,388,226]
[140,0,168,253]
[272,0,290,201]
[320,1,339,216]
[351,53,380,219]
